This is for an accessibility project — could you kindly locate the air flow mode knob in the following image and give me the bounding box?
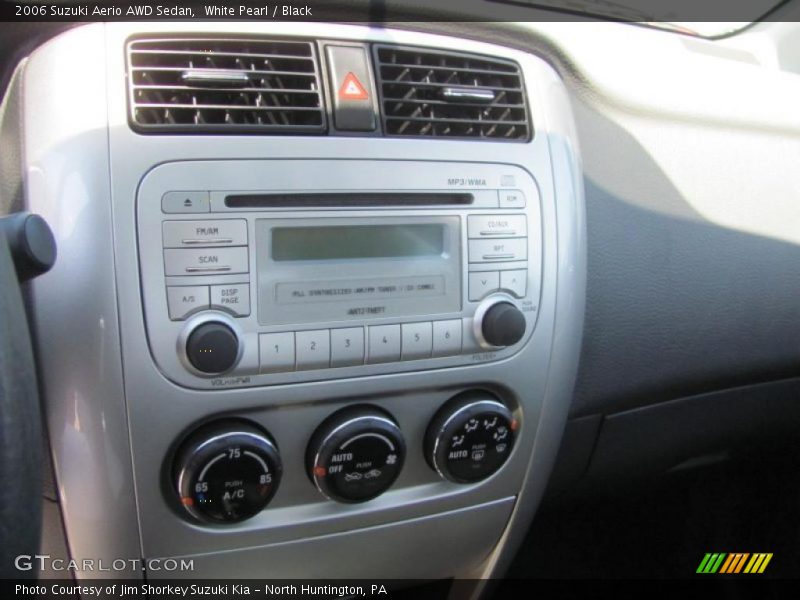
[425,391,517,484]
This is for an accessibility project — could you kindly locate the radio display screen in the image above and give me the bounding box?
[271,224,445,261]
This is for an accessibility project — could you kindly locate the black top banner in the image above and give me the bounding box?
[0,0,798,24]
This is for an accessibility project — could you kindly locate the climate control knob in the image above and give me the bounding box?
[476,299,526,348]
[425,391,517,484]
[306,406,405,503]
[173,421,282,524]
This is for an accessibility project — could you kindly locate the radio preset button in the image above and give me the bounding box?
[260,332,295,373]
[331,327,365,367]
[468,238,527,263]
[162,219,247,248]
[432,320,462,357]
[401,322,433,361]
[500,270,528,299]
[367,325,401,363]
[467,215,527,239]
[468,271,500,302]
[499,189,526,209]
[164,247,249,276]
[162,191,209,214]
[296,330,331,370]
[167,285,209,320]
[210,284,250,317]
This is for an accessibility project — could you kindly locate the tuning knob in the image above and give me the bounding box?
[475,298,526,348]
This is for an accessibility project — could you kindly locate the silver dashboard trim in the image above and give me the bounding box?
[19,21,586,584]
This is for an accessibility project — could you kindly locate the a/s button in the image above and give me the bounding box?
[167,286,209,320]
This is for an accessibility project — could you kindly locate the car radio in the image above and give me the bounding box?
[137,159,542,389]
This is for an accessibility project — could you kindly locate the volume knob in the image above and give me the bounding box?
[479,301,526,347]
[186,321,240,374]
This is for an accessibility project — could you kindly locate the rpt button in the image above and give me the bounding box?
[164,247,249,276]
[162,219,247,248]
[468,238,527,263]
[210,284,250,317]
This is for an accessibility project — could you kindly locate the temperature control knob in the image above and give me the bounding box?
[306,406,405,503]
[476,299,526,348]
[425,391,517,484]
[173,421,282,524]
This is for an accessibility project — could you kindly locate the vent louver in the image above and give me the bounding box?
[374,45,530,141]
[127,38,325,134]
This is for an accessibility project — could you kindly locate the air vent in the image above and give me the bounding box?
[374,45,530,141]
[127,38,325,134]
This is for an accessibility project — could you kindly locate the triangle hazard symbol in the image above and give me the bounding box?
[338,72,369,101]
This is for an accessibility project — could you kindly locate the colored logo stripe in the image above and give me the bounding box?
[720,553,749,573]
[744,553,773,574]
[697,552,772,574]
[697,553,726,573]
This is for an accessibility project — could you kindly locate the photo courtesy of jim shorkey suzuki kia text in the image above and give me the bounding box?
[19,4,315,18]
[15,584,389,597]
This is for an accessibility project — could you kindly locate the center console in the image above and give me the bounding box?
[18,21,585,587]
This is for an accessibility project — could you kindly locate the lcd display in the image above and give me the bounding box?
[271,224,445,261]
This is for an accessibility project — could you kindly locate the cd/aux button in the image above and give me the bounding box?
[467,215,527,239]
[210,284,250,317]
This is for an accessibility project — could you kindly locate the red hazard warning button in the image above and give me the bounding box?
[325,45,376,131]
[339,72,369,101]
